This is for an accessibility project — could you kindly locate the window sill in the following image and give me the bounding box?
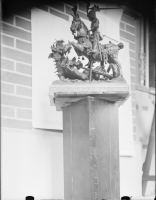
[136,84,155,94]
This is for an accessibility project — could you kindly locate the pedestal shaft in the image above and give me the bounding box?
[63,97,120,200]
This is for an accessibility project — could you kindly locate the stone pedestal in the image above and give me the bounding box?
[49,80,129,200]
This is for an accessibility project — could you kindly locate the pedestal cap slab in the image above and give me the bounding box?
[49,79,130,111]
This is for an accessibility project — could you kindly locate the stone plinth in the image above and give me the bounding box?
[49,80,129,200]
[49,80,129,111]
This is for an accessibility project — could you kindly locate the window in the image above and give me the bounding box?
[136,16,155,88]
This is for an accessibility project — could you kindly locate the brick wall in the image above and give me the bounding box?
[1,10,32,130]
[1,2,138,138]
[119,13,138,141]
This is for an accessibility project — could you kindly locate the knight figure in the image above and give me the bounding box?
[87,5,103,54]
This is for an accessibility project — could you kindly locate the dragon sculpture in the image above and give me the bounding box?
[49,5,125,82]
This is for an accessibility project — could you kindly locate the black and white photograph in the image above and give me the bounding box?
[1,0,155,199]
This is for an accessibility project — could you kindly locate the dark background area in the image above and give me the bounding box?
[149,19,156,88]
[2,0,155,18]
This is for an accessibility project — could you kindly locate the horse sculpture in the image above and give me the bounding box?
[70,6,124,80]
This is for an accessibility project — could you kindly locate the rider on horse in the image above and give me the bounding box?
[69,5,124,79]
[87,5,103,55]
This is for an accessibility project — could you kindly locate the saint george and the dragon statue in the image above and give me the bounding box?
[48,3,126,82]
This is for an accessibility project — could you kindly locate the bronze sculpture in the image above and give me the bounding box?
[49,5,125,82]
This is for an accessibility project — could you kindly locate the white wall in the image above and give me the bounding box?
[120,142,142,197]
[2,127,144,200]
[2,128,64,200]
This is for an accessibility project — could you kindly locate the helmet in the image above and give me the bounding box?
[87,5,100,19]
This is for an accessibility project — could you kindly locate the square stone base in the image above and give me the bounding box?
[49,80,130,111]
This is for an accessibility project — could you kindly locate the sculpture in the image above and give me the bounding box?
[49,4,125,82]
